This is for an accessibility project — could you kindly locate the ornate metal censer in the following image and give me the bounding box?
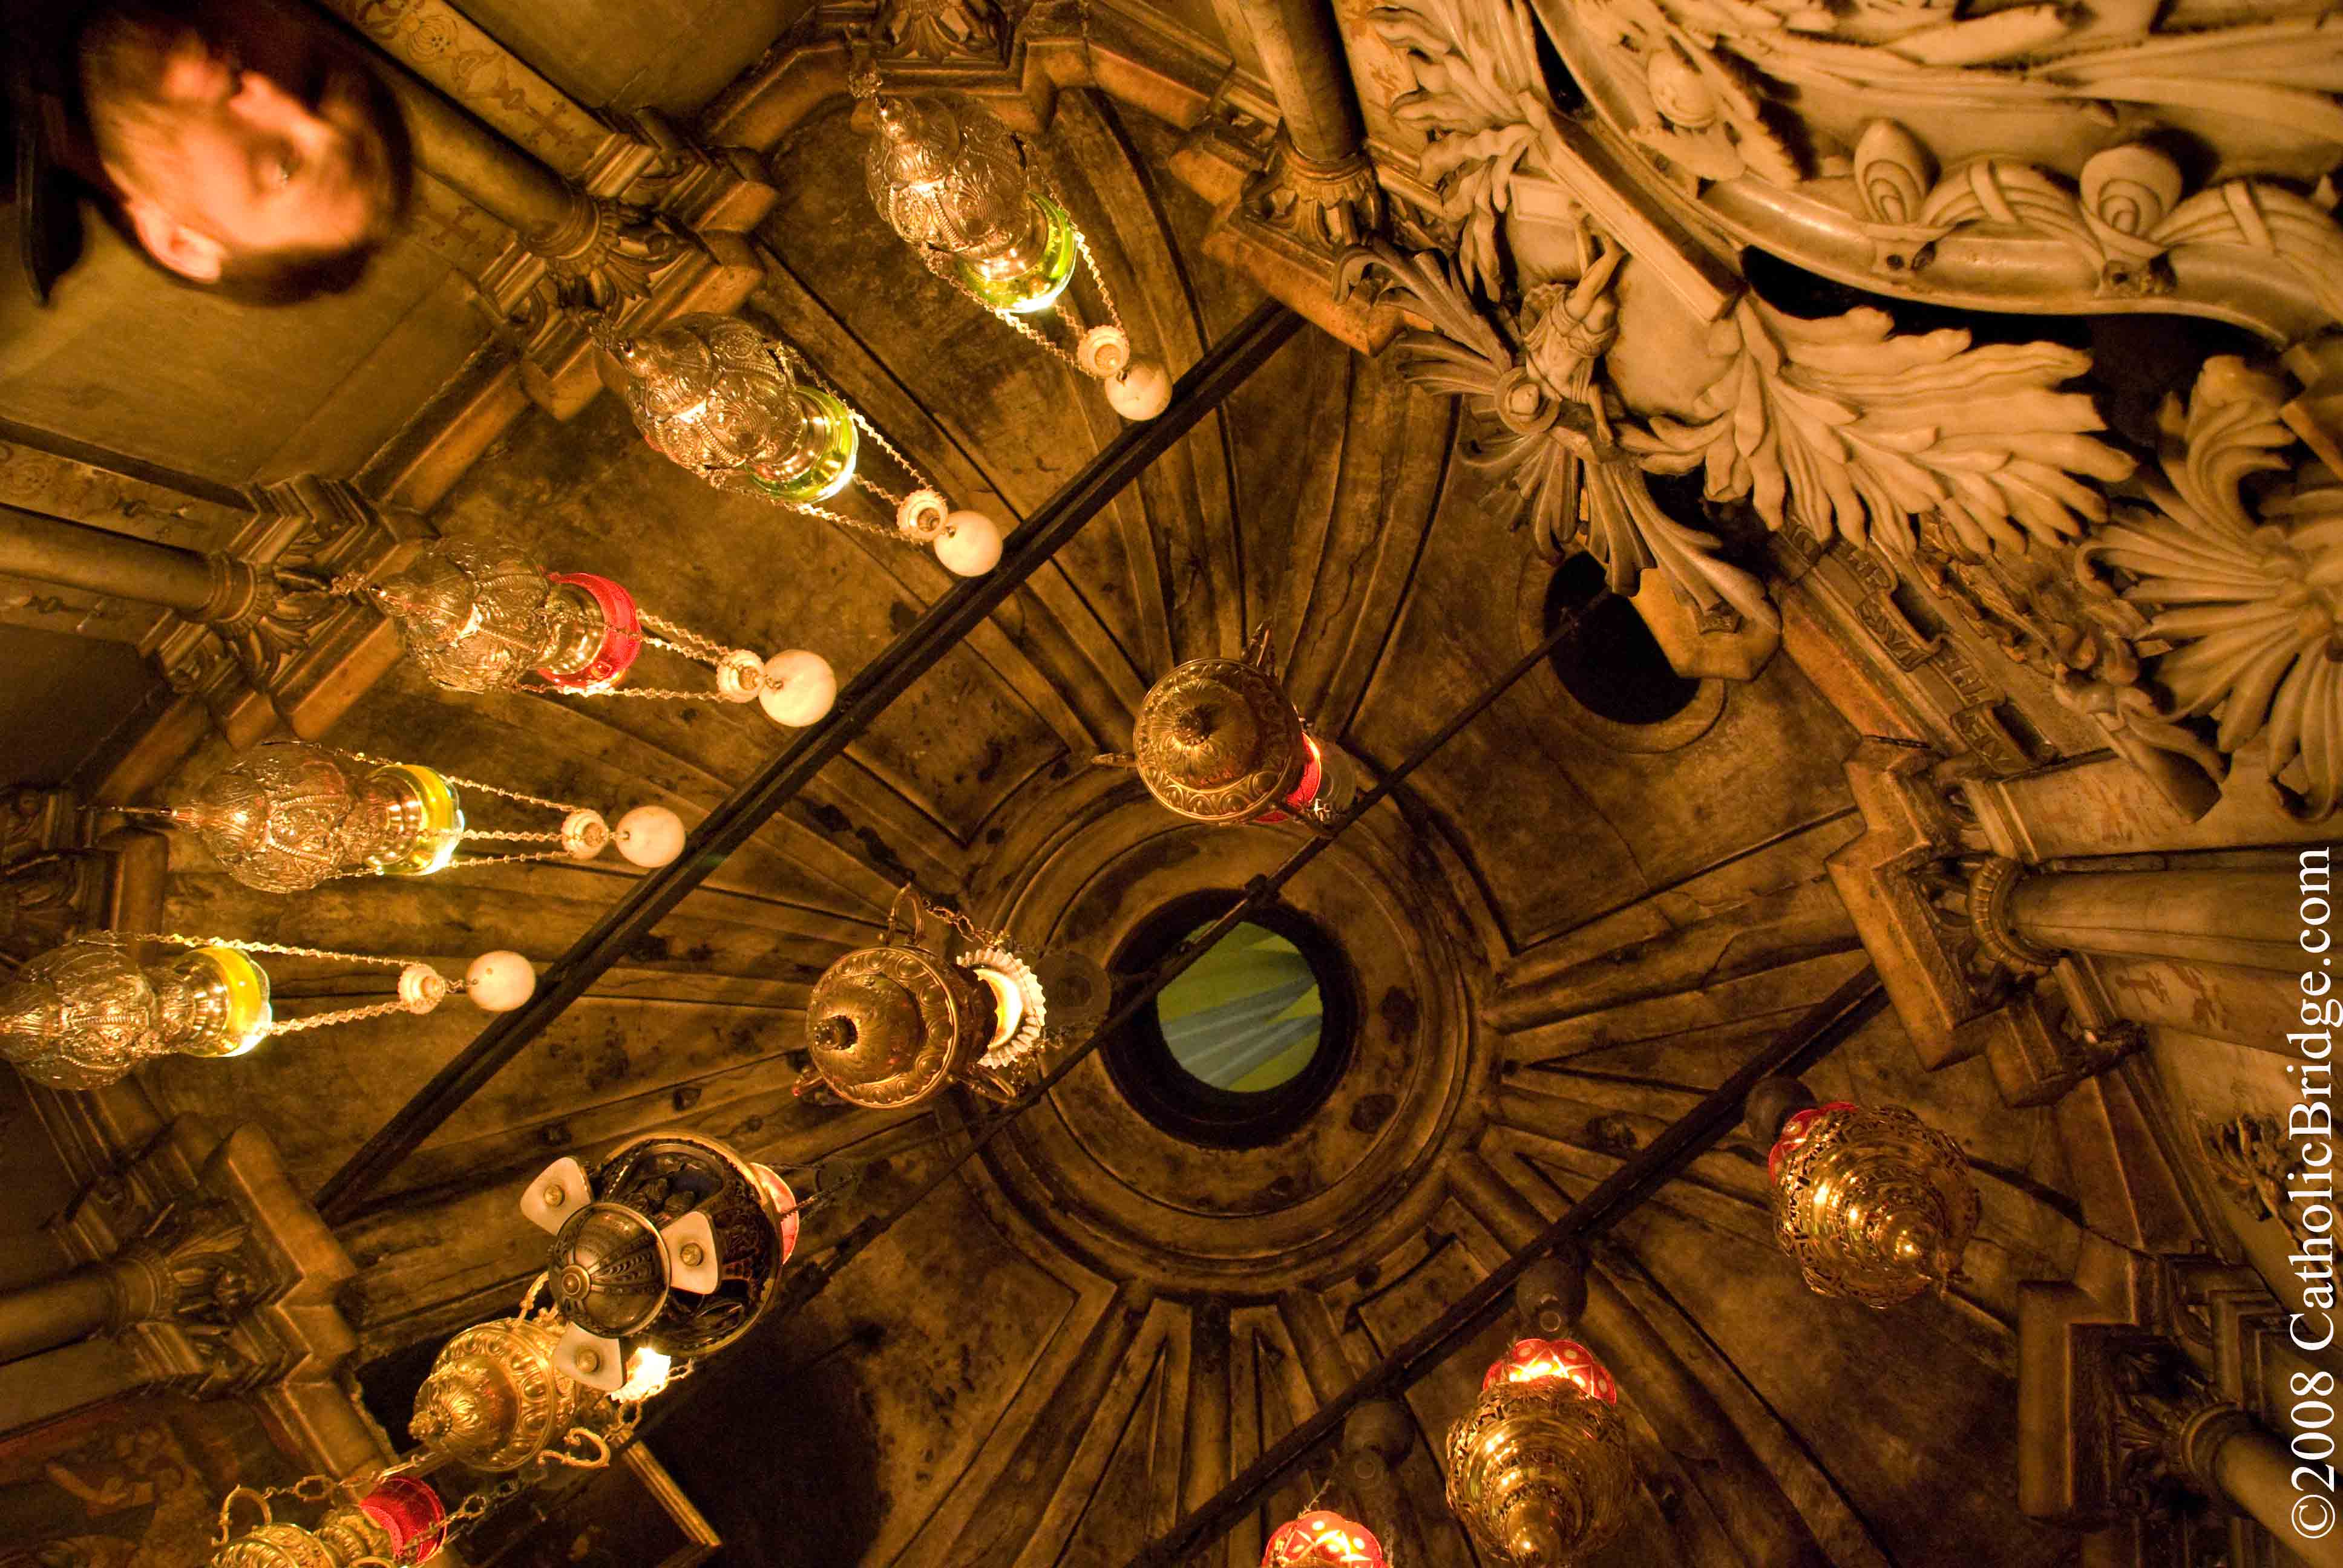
[1445,1338,1634,1567]
[1766,1099,1980,1308]
[1100,626,1358,828]
[801,888,1107,1108]
[409,1314,615,1472]
[517,1131,800,1393]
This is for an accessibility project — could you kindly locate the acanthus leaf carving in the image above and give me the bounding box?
[1338,240,1778,629]
[1624,296,2139,558]
[876,0,1008,64]
[2082,355,2343,817]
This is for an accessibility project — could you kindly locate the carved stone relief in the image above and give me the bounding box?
[1526,0,2343,342]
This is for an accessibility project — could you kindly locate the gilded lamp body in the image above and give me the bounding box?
[1445,1338,1634,1567]
[1767,1102,1980,1308]
[0,937,271,1089]
[183,741,464,892]
[605,313,859,503]
[410,1315,601,1471]
[1127,638,1357,827]
[863,93,1076,313]
[364,540,641,695]
[802,903,1081,1107]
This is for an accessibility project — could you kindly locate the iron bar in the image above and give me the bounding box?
[1124,964,1890,1567]
[312,300,1306,1223]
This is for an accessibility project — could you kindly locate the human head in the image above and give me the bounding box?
[76,0,413,304]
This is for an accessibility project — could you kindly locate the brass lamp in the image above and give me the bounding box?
[1765,1096,1981,1309]
[598,313,1006,577]
[144,740,692,892]
[1446,1338,1634,1567]
[1101,627,1358,828]
[210,1475,445,1567]
[852,63,1172,421]
[409,1315,615,1473]
[0,933,532,1092]
[800,889,1106,1108]
[517,1132,800,1394]
[1262,1508,1389,1566]
[346,539,838,728]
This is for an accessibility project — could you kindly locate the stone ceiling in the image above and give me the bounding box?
[0,0,2238,1564]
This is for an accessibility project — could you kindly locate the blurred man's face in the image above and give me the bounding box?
[80,2,407,292]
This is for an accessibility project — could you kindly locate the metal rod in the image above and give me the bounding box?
[1124,965,1890,1567]
[312,301,1307,1223]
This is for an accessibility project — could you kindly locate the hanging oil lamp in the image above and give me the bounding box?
[800,888,1107,1108]
[1263,1509,1389,1566]
[143,740,690,893]
[1446,1338,1634,1567]
[340,539,837,728]
[405,1302,680,1475]
[851,64,1171,421]
[598,312,1006,577]
[516,1132,800,1394]
[1098,626,1358,828]
[1765,1097,1980,1308]
[0,933,533,1091]
[210,1474,445,1568]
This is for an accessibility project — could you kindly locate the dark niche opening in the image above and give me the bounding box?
[1544,552,1701,726]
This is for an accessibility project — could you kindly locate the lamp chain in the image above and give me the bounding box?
[637,610,729,668]
[1027,151,1125,337]
[105,931,427,970]
[325,749,588,816]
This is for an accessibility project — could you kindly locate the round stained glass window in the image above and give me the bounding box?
[1104,897,1354,1148]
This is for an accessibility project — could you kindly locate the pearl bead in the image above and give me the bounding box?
[932,511,1003,576]
[759,650,837,727]
[613,804,686,867]
[465,950,536,1012]
[1104,357,1171,420]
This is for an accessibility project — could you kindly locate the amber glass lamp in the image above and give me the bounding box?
[600,313,1005,576]
[1262,1509,1389,1567]
[1446,1338,1634,1566]
[0,933,534,1091]
[853,64,1172,421]
[1766,1099,1981,1308]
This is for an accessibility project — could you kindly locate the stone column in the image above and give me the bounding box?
[1230,0,1366,167]
[1972,859,2307,975]
[0,503,250,621]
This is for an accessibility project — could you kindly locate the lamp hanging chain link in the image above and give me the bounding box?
[103,931,459,1036]
[105,931,427,971]
[636,611,729,668]
[775,345,938,498]
[885,883,1007,951]
[323,748,589,817]
[1025,150,1124,337]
